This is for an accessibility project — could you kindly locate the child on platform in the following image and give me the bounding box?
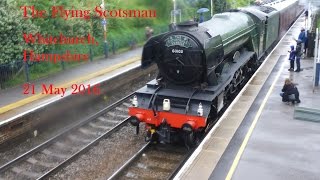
[288,45,296,71]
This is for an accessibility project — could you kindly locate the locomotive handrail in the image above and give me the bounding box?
[151,93,158,116]
[148,86,161,109]
[148,86,162,116]
[185,89,199,114]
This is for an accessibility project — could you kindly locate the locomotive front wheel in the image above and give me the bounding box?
[183,131,196,149]
[145,130,158,144]
[145,130,152,142]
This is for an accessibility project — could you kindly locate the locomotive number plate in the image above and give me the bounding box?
[172,49,183,54]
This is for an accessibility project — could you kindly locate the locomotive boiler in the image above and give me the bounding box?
[128,0,303,147]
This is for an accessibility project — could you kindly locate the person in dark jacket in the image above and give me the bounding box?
[298,27,306,43]
[280,78,301,103]
[295,40,303,72]
[288,45,295,71]
[305,10,308,20]
[199,13,204,23]
[298,27,306,55]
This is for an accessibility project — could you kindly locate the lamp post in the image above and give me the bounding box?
[173,0,176,24]
[210,0,213,17]
[89,13,94,61]
[101,0,108,58]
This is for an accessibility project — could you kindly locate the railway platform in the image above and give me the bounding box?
[175,15,320,179]
[0,48,142,121]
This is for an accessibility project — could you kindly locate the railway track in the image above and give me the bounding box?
[108,143,191,180]
[0,94,134,180]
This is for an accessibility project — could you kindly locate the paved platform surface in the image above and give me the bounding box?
[212,58,320,180]
[175,15,320,180]
[0,48,142,120]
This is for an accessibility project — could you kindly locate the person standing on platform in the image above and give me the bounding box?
[305,10,309,17]
[297,27,306,56]
[145,26,153,40]
[305,10,309,26]
[288,45,296,71]
[295,40,303,72]
[298,27,306,42]
[199,13,204,23]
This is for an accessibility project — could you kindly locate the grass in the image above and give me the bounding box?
[1,42,145,89]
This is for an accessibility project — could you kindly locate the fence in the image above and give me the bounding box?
[0,25,169,89]
[0,60,23,89]
[0,57,68,90]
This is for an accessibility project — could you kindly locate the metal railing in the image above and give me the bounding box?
[0,25,169,90]
[0,60,23,89]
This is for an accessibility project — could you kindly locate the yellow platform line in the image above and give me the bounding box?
[0,56,141,115]
[225,13,303,179]
[225,57,285,180]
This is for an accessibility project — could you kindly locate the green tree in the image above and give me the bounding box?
[0,1,43,63]
[16,0,91,52]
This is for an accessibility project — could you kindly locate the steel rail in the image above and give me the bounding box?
[0,93,133,175]
[107,142,151,180]
[38,117,131,179]
[107,143,192,180]
[167,147,195,180]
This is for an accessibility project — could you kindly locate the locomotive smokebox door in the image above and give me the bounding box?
[159,33,205,85]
